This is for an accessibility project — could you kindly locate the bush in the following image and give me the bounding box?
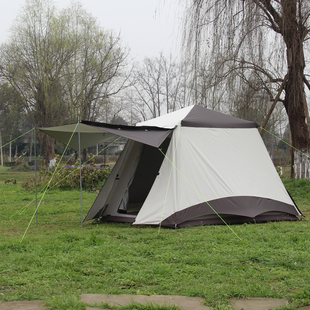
[3,162,17,168]
[11,162,33,171]
[22,155,111,191]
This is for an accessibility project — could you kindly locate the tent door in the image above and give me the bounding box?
[124,138,171,215]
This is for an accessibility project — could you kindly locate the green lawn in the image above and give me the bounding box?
[0,171,310,310]
[0,165,35,183]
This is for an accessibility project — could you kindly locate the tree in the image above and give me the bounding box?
[62,3,129,123]
[0,83,26,163]
[60,3,130,162]
[0,0,128,167]
[182,0,310,178]
[127,53,191,121]
[0,0,73,166]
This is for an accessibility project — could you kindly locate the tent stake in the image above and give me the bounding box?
[78,122,83,230]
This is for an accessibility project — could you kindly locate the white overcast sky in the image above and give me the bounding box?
[0,0,183,61]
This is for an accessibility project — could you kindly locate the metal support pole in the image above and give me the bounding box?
[35,129,38,228]
[78,123,83,229]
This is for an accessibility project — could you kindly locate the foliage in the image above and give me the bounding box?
[4,178,17,184]
[22,155,111,191]
[0,174,310,309]
[0,83,26,142]
[282,178,310,217]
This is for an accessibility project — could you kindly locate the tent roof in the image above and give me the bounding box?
[181,105,259,128]
[137,106,194,128]
[137,105,259,129]
[40,105,258,150]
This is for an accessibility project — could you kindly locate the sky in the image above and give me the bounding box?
[0,0,183,61]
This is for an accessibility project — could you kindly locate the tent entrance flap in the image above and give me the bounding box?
[84,137,171,223]
[124,138,171,215]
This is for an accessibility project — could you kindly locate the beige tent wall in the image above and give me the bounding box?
[134,126,301,226]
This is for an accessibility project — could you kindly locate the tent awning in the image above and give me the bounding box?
[40,122,173,151]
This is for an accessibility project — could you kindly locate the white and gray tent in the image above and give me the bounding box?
[42,105,302,227]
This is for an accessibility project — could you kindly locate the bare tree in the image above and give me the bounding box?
[127,53,191,121]
[62,3,129,123]
[182,0,310,178]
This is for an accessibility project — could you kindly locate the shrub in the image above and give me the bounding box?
[9,162,34,171]
[3,161,17,168]
[22,155,111,191]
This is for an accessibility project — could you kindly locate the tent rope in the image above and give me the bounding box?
[20,122,80,241]
[260,126,310,159]
[18,135,123,241]
[5,123,303,241]
[0,127,35,150]
[11,137,121,220]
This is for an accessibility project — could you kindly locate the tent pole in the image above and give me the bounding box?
[78,122,83,230]
[35,128,38,228]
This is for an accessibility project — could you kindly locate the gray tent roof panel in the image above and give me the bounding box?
[40,123,116,151]
[81,120,173,148]
[40,122,173,151]
[181,105,259,128]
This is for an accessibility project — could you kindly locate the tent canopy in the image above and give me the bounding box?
[81,120,173,148]
[40,122,172,151]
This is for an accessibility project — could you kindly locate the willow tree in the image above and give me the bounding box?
[183,0,310,179]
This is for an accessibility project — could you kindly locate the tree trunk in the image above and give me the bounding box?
[282,0,309,179]
[29,132,33,162]
[294,150,310,179]
[9,134,12,163]
[0,131,3,166]
[82,149,87,163]
[35,82,57,170]
[41,135,55,170]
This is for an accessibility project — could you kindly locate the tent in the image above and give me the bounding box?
[41,105,302,228]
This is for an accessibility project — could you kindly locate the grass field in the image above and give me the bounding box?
[0,167,310,310]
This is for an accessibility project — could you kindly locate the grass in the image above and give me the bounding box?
[0,165,35,183]
[88,302,181,310]
[0,171,310,309]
